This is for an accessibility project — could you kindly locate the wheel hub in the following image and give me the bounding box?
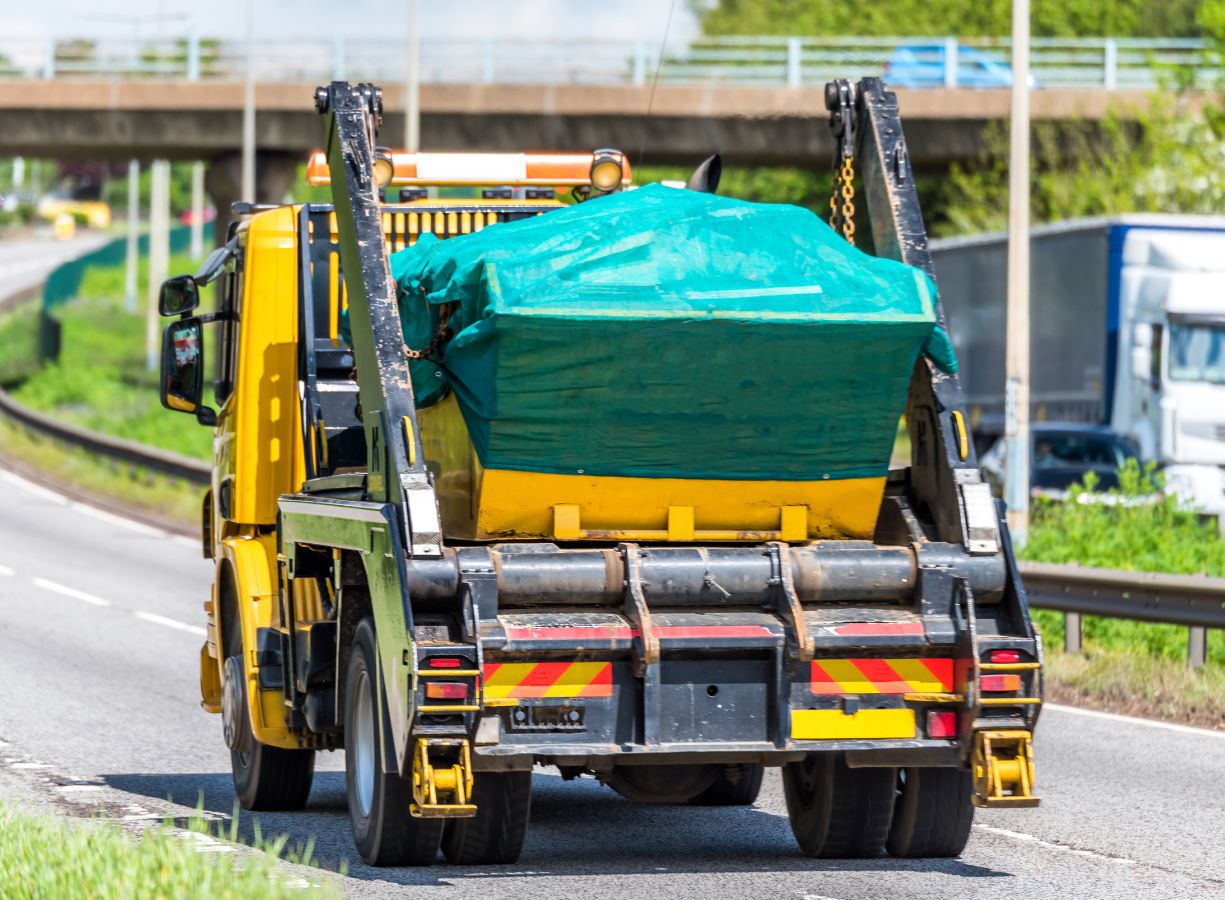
[353,670,375,819]
[221,656,245,751]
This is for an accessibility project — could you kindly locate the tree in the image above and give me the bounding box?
[696,0,1204,38]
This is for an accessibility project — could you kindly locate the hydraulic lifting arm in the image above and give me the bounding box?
[313,81,442,559]
[827,78,1000,552]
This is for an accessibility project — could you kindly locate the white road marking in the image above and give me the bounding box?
[56,784,102,792]
[973,823,1136,865]
[32,577,111,607]
[134,610,207,636]
[1046,703,1225,740]
[2,471,68,505]
[0,563,14,577]
[70,502,166,538]
[177,831,236,854]
[2,468,197,544]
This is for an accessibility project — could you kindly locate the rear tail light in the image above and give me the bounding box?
[927,710,957,739]
[980,674,1021,693]
[424,682,469,701]
[427,657,463,668]
[988,649,1022,664]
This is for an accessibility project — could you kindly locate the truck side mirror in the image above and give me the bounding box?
[159,274,200,317]
[160,316,215,424]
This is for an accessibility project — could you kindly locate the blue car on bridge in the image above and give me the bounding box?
[885,43,1037,88]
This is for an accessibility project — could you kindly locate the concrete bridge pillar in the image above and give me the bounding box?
[204,150,299,247]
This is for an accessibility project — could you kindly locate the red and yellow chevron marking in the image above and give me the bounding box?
[810,658,953,695]
[483,662,613,700]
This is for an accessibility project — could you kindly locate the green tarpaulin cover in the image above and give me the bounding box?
[373,183,955,481]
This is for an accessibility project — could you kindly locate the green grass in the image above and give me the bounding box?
[7,252,212,461]
[0,804,336,899]
[0,412,203,526]
[1022,461,1225,723]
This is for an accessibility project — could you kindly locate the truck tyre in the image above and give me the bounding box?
[886,767,974,858]
[223,655,315,811]
[782,753,895,858]
[345,618,443,866]
[606,764,720,804]
[689,763,764,806]
[441,771,532,864]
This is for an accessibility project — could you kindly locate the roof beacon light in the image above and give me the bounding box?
[590,149,625,194]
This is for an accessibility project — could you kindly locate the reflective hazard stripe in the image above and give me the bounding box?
[483,662,613,699]
[810,658,953,695]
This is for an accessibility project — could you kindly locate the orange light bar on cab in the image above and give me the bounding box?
[305,150,632,188]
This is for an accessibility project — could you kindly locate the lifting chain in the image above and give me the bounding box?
[829,155,856,246]
[826,78,857,246]
[404,298,456,361]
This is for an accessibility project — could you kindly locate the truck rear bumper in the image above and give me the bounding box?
[471,741,961,771]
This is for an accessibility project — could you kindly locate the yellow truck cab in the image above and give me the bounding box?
[157,79,1042,868]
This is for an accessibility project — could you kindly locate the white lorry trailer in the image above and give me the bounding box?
[932,215,1225,515]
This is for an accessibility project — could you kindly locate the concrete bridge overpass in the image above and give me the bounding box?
[0,79,1159,168]
[0,78,1172,243]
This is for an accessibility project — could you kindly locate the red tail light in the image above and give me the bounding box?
[989,649,1022,664]
[424,682,469,701]
[927,710,957,739]
[427,657,463,668]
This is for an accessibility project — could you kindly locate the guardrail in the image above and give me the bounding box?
[1,376,1220,665]
[0,35,1214,90]
[0,386,209,485]
[1020,562,1225,667]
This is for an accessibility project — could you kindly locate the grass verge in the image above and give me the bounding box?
[0,417,202,528]
[1,252,211,461]
[1023,462,1225,728]
[0,803,335,899]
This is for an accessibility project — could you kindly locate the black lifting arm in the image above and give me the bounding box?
[315,81,443,557]
[825,78,999,554]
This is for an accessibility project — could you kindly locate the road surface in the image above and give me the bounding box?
[0,231,110,310]
[1,469,1223,899]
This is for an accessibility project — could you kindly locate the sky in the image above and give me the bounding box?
[1,1,701,43]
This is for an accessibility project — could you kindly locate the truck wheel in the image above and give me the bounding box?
[886,767,974,858]
[441,771,532,864]
[689,763,764,806]
[345,618,443,866]
[605,764,720,803]
[223,655,315,811]
[782,753,895,858]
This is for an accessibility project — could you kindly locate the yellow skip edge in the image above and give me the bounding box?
[476,469,886,541]
[792,708,916,741]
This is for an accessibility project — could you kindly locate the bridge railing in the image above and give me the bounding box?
[0,35,1215,89]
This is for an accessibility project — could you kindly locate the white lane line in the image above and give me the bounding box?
[176,831,236,854]
[0,564,14,577]
[973,823,1136,865]
[1,471,68,505]
[2,468,195,545]
[70,502,166,538]
[32,577,111,607]
[1046,703,1225,740]
[133,610,207,636]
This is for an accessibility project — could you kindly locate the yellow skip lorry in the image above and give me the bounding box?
[157,80,1041,865]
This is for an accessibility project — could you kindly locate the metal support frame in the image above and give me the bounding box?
[315,81,441,559]
[830,77,986,549]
